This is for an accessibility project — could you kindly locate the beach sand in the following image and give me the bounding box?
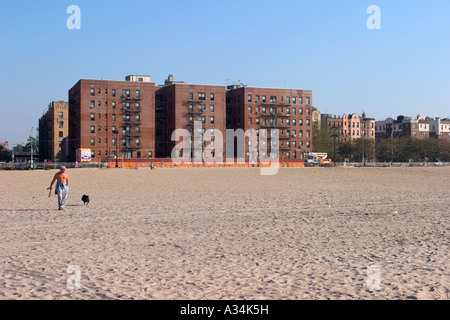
[0,166,449,300]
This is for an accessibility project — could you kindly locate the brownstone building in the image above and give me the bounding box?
[38,101,69,162]
[68,76,156,161]
[155,75,227,159]
[226,85,313,160]
[322,112,375,142]
[376,115,431,140]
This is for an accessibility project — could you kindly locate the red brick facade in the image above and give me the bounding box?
[68,79,156,161]
[226,86,313,160]
[155,83,227,158]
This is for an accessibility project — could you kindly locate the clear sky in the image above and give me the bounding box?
[0,0,449,146]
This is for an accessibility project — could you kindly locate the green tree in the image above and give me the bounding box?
[312,122,334,158]
[0,145,12,162]
[23,136,39,154]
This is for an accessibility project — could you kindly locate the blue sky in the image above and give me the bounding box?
[0,0,449,146]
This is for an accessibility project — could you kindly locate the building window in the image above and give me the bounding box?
[98,114,101,119]
[299,119,303,126]
[256,118,260,125]
[306,130,310,137]
[98,126,101,132]
[136,103,140,109]
[90,101,95,109]
[287,97,290,104]
[210,117,214,124]
[112,102,116,109]
[136,90,140,98]
[299,108,303,115]
[105,126,108,132]
[90,114,95,121]
[90,88,95,96]
[306,108,310,116]
[112,89,116,97]
[256,95,260,103]
[90,138,95,146]
[59,112,63,118]
[199,93,206,100]
[248,95,252,102]
[189,92,194,100]
[98,138,101,144]
[299,97,303,104]
[59,141,62,147]
[306,120,310,126]
[112,138,116,146]
[210,93,214,101]
[59,131,63,138]
[262,96,266,103]
[306,97,310,105]
[210,105,214,112]
[293,97,296,104]
[91,126,95,133]
[123,90,130,97]
[248,106,252,114]
[112,114,116,122]
[270,96,276,103]
[91,150,95,158]
[59,121,64,128]
[98,101,101,107]
[98,89,101,94]
[248,118,252,125]
[306,141,310,148]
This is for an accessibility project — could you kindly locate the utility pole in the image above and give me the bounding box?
[30,127,34,168]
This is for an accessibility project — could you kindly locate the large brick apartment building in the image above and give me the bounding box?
[67,76,156,161]
[155,75,227,159]
[62,75,314,161]
[226,85,314,160]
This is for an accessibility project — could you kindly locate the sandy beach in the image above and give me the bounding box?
[0,166,449,300]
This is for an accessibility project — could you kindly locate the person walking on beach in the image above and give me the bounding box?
[47,166,69,210]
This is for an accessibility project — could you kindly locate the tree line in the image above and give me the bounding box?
[313,123,450,162]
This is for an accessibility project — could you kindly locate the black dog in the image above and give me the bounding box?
[81,195,90,206]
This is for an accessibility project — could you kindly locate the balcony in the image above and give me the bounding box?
[122,119,141,125]
[182,100,204,106]
[187,109,205,115]
[122,131,142,138]
[258,102,292,107]
[260,111,290,118]
[121,95,142,101]
[259,123,290,128]
[120,107,141,114]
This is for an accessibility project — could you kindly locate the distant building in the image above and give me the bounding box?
[376,115,433,140]
[312,108,321,127]
[321,112,375,142]
[38,101,69,162]
[428,117,450,141]
[0,141,8,149]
